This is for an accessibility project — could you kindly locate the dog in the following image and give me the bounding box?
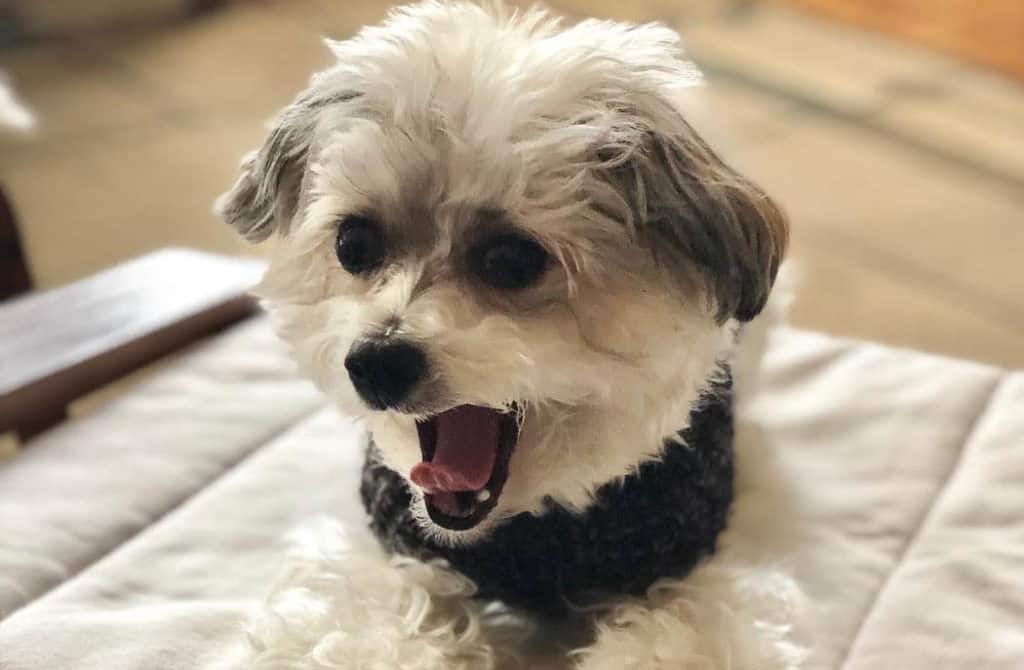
[217,2,805,668]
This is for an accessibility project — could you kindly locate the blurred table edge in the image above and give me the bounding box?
[0,247,265,440]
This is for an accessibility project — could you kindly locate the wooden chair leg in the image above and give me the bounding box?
[0,185,33,301]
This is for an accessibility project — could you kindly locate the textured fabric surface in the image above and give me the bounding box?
[743,330,1005,669]
[0,321,1020,669]
[362,376,734,614]
[840,373,1024,670]
[0,317,324,620]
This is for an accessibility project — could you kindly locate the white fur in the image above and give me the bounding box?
[224,2,804,667]
[248,524,502,670]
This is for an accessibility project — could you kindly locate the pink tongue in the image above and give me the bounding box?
[410,405,500,494]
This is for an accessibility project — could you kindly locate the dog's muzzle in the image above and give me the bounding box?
[344,338,521,532]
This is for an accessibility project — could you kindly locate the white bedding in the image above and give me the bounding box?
[0,318,1020,669]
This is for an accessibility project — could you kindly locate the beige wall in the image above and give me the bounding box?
[7,0,195,36]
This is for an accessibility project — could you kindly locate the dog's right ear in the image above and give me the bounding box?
[215,88,358,243]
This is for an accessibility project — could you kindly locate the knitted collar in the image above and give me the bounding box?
[360,375,734,615]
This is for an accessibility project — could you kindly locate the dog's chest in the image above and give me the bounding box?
[360,380,735,615]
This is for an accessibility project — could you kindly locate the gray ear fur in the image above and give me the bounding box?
[602,122,788,323]
[215,89,358,243]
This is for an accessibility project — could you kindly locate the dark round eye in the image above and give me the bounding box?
[336,215,385,274]
[470,233,549,290]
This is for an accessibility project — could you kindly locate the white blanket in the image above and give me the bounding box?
[1,318,1020,669]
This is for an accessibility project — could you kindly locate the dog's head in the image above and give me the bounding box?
[217,1,786,543]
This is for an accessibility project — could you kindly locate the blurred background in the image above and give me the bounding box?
[1,0,1022,368]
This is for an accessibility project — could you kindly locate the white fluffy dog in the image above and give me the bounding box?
[218,2,805,668]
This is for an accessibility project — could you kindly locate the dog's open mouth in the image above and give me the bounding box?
[411,405,520,531]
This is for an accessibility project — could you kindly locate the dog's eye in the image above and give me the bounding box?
[336,215,385,274]
[470,233,549,290]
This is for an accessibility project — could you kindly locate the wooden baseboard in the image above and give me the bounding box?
[766,0,1024,80]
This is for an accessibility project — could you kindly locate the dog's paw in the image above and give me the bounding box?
[573,561,808,670]
[245,520,505,670]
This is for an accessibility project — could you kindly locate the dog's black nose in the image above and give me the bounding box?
[344,340,428,410]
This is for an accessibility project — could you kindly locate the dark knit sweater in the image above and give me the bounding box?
[360,376,734,615]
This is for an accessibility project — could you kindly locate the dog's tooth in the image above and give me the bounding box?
[476,490,491,502]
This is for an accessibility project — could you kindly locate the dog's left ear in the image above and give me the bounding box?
[598,116,789,323]
[216,87,358,243]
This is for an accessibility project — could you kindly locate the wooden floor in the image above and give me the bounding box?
[1,0,1022,368]
[767,0,1024,81]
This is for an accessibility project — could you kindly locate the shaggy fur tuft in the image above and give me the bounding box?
[247,523,510,670]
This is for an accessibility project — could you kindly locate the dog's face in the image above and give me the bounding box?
[218,2,786,543]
